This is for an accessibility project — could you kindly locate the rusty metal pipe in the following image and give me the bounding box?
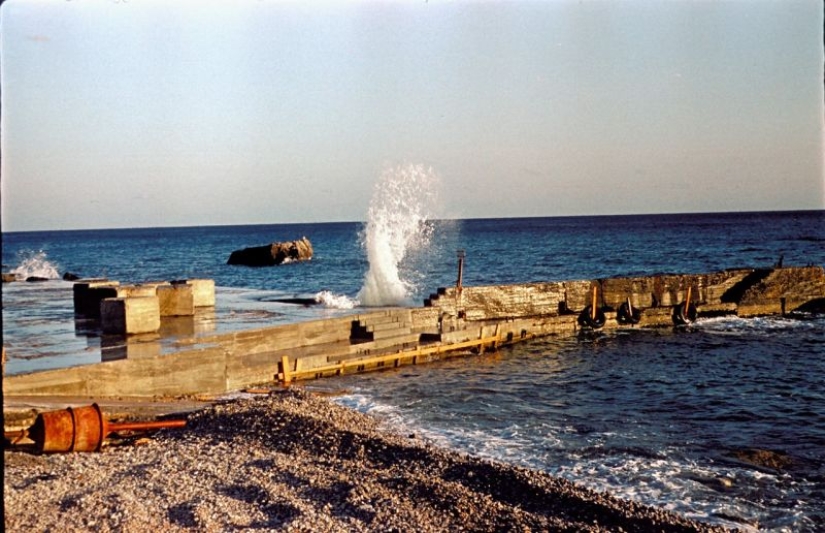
[109,419,187,433]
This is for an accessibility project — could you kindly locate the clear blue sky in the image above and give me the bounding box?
[1,0,823,231]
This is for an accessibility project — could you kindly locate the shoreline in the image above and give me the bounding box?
[4,389,731,532]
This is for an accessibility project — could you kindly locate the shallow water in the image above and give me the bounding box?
[323,315,825,532]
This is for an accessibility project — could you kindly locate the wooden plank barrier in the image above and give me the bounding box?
[277,333,502,383]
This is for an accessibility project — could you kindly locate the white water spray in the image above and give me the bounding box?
[357,164,440,306]
[314,290,358,310]
[11,251,61,280]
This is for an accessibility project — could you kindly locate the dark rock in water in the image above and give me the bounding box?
[2,273,17,283]
[228,237,313,267]
[731,448,793,470]
[272,297,320,306]
[26,276,50,282]
[63,272,81,281]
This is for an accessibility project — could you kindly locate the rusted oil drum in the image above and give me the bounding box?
[70,404,106,452]
[28,404,107,453]
[29,408,75,453]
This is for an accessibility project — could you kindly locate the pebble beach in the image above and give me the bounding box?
[4,389,731,532]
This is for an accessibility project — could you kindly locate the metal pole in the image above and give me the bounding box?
[591,286,598,321]
[456,250,465,293]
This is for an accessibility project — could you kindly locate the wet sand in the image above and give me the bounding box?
[4,389,731,532]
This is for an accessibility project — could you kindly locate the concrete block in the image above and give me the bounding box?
[101,296,161,335]
[116,284,161,299]
[73,280,120,317]
[157,283,195,316]
[172,279,215,307]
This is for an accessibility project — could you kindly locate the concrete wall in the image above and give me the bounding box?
[6,266,824,397]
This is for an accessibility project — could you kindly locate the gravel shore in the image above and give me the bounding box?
[4,389,731,532]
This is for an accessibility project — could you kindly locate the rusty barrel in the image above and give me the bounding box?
[29,404,106,453]
[24,404,186,453]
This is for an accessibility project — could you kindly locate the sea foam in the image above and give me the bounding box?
[314,290,358,310]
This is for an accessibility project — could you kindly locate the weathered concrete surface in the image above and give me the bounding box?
[173,278,216,307]
[115,284,166,299]
[5,344,229,397]
[227,237,314,267]
[157,283,195,317]
[425,266,825,322]
[5,266,824,397]
[100,296,161,335]
[732,266,825,316]
[73,280,121,317]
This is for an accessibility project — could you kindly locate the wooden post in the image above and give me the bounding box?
[280,355,291,384]
[456,250,465,293]
[591,286,598,321]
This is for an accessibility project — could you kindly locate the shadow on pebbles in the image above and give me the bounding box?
[4,389,731,532]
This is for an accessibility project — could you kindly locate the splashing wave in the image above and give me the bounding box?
[10,251,61,280]
[357,164,440,306]
[315,290,358,309]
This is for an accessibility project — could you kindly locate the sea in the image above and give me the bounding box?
[2,176,823,532]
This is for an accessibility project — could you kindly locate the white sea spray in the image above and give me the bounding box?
[11,251,60,280]
[357,164,440,306]
[315,290,358,309]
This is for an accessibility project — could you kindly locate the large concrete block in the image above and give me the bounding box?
[157,283,195,316]
[172,279,215,307]
[116,284,162,299]
[73,280,120,317]
[100,296,161,335]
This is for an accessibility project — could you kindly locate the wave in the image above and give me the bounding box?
[695,315,823,335]
[314,290,358,310]
[9,251,61,280]
[357,164,440,306]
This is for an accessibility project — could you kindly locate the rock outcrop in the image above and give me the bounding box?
[227,237,313,267]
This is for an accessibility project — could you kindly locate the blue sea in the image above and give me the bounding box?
[3,209,824,532]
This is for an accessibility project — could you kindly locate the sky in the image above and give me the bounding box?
[1,0,823,232]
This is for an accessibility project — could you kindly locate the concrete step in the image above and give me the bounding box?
[359,309,412,322]
[328,332,422,363]
[273,340,354,363]
[371,328,413,341]
[367,320,412,333]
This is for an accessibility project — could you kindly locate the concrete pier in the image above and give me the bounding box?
[5,265,824,398]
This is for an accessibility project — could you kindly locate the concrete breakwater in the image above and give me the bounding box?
[4,265,824,398]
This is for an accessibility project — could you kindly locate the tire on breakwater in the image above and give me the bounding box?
[617,301,642,325]
[577,306,606,329]
[672,302,697,325]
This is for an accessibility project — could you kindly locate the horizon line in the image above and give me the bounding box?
[2,207,823,234]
